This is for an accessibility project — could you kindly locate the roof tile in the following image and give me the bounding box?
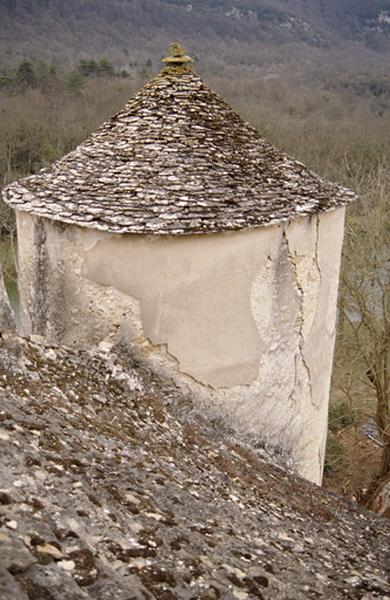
[3,65,356,234]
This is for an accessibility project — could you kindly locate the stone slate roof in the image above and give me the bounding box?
[3,65,356,235]
[0,333,389,600]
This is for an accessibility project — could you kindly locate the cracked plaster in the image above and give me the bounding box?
[16,207,345,484]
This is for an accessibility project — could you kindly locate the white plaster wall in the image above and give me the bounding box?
[16,207,345,484]
[17,213,143,344]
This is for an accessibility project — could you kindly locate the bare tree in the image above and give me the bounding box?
[337,162,389,504]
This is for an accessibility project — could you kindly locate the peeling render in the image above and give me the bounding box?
[284,217,320,411]
[16,207,346,484]
[82,229,269,388]
[17,213,143,346]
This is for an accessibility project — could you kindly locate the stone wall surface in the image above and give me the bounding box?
[16,207,345,483]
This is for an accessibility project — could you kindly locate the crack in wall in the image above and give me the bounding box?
[140,334,263,393]
[282,228,313,406]
[310,215,323,410]
[318,446,324,481]
[82,232,266,388]
[139,336,217,391]
[287,353,299,408]
[314,215,322,291]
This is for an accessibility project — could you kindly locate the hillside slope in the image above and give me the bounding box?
[1,0,389,68]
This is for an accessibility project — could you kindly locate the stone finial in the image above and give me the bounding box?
[0,266,15,333]
[162,42,193,65]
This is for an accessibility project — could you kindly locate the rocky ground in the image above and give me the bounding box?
[0,333,389,600]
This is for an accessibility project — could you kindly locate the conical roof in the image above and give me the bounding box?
[3,55,356,235]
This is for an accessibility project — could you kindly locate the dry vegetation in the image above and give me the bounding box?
[2,0,390,68]
[0,59,389,507]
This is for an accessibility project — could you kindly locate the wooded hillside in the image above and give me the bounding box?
[1,0,389,69]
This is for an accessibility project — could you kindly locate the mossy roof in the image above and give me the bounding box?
[3,65,356,235]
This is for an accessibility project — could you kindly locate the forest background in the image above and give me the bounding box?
[0,0,389,509]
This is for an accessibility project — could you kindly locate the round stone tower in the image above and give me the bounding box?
[3,44,356,484]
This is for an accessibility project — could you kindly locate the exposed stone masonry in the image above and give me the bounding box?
[3,65,356,235]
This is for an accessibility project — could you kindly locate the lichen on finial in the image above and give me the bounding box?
[162,42,194,65]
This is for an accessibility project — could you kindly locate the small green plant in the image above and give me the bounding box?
[328,401,361,433]
[65,71,85,97]
[324,434,345,475]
